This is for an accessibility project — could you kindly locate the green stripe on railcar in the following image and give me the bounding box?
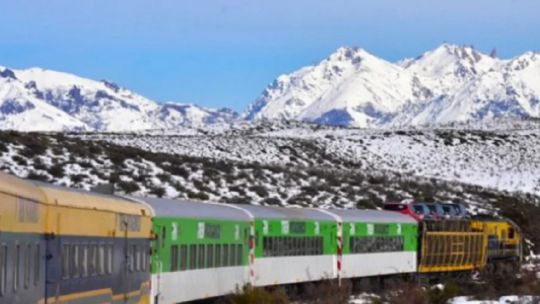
[151,217,250,273]
[342,222,417,254]
[254,219,338,257]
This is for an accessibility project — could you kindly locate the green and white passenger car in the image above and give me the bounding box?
[141,197,418,304]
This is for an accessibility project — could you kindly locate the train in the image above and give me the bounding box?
[0,171,522,303]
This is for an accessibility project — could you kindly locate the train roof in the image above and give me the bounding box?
[139,197,252,221]
[0,171,46,202]
[33,182,151,217]
[230,204,335,221]
[326,209,418,224]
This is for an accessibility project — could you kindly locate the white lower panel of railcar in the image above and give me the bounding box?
[341,251,417,278]
[253,255,336,287]
[151,266,249,304]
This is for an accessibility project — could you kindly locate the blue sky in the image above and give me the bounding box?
[1,0,539,111]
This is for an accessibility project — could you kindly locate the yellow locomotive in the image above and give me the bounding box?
[417,217,522,274]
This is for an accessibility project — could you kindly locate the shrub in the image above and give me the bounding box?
[187,191,209,201]
[48,164,65,178]
[222,285,289,304]
[70,174,87,184]
[0,141,8,153]
[12,155,27,166]
[249,185,269,198]
[117,181,140,194]
[26,171,50,182]
[303,279,352,304]
[260,197,281,206]
[427,282,461,304]
[149,186,166,198]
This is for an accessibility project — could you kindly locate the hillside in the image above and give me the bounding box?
[1,123,539,254]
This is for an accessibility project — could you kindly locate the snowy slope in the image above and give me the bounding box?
[246,44,540,128]
[0,71,88,131]
[0,66,238,131]
[78,119,540,197]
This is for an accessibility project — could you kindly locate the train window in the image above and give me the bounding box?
[34,244,40,286]
[263,238,270,257]
[140,246,146,272]
[131,245,136,273]
[71,244,79,278]
[236,245,242,265]
[106,244,114,274]
[161,227,166,248]
[90,244,98,276]
[0,244,6,296]
[136,245,141,272]
[215,245,221,267]
[198,245,206,268]
[179,245,188,270]
[99,244,106,275]
[170,245,178,271]
[14,243,20,291]
[222,244,229,267]
[189,245,197,270]
[230,245,236,266]
[509,228,515,239]
[81,245,88,278]
[24,244,30,289]
[127,245,132,272]
[61,244,69,279]
[135,245,141,272]
[206,244,214,268]
[94,244,99,276]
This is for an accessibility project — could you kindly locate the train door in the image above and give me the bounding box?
[152,224,164,304]
[45,214,61,304]
[121,219,130,304]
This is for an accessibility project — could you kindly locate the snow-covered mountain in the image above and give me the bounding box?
[2,43,539,132]
[245,44,540,127]
[0,66,238,132]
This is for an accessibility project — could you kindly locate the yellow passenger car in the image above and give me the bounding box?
[1,170,154,303]
[0,172,47,303]
[36,183,153,304]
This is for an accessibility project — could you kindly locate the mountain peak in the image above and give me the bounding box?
[245,44,539,128]
[327,46,377,65]
[403,43,500,81]
[0,67,17,80]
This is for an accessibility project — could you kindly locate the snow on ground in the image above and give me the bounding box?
[77,119,540,198]
[450,296,539,303]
